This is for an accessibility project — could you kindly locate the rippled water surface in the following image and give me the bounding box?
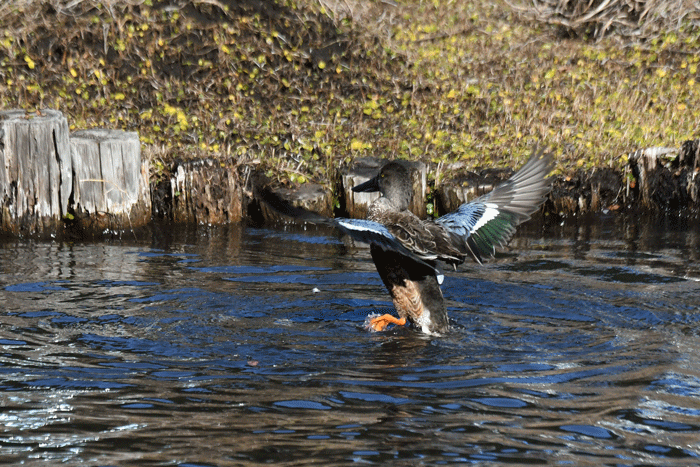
[1,216,700,466]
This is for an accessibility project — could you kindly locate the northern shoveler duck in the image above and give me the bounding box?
[333,149,553,334]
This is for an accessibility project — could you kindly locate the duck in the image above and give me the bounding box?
[333,149,553,334]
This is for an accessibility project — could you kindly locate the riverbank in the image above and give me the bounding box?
[0,106,698,239]
[3,0,698,173]
[1,0,699,236]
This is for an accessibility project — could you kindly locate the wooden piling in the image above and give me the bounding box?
[0,109,72,236]
[70,128,151,232]
[170,158,242,224]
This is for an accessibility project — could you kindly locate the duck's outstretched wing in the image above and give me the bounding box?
[334,218,410,255]
[357,208,469,265]
[435,149,553,264]
[334,218,444,281]
[254,185,440,270]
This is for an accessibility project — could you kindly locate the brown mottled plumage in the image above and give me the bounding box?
[350,150,553,334]
[256,149,554,334]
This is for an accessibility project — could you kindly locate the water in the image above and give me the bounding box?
[1,216,699,465]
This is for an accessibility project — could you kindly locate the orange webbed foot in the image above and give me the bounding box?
[365,313,407,332]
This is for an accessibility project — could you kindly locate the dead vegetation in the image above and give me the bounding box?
[509,0,700,40]
[0,0,698,188]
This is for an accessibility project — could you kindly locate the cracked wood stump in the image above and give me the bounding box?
[70,129,151,232]
[170,158,242,224]
[0,109,72,236]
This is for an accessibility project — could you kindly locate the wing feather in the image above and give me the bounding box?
[334,218,443,278]
[435,149,553,263]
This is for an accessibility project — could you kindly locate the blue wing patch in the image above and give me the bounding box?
[435,203,488,237]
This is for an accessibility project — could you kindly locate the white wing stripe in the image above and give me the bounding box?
[469,203,499,234]
[336,219,391,237]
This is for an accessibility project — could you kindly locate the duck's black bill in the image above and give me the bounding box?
[352,176,380,193]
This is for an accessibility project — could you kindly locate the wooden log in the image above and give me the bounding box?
[264,183,333,220]
[434,166,511,215]
[628,141,700,212]
[70,129,151,231]
[0,109,72,236]
[338,158,426,218]
[254,181,334,223]
[680,140,700,205]
[170,158,242,224]
[338,157,382,219]
[628,146,680,211]
[279,183,333,216]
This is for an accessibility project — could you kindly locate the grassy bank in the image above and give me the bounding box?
[1,0,698,187]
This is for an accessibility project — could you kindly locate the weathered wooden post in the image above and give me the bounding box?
[254,180,334,223]
[434,167,512,215]
[70,129,151,231]
[628,143,700,212]
[170,158,242,224]
[338,157,382,219]
[0,109,72,236]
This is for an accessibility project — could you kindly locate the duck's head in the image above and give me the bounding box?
[352,161,413,211]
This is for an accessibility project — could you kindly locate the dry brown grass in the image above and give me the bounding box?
[509,0,700,40]
[1,0,698,187]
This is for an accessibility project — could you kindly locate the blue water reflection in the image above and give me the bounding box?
[0,218,699,464]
